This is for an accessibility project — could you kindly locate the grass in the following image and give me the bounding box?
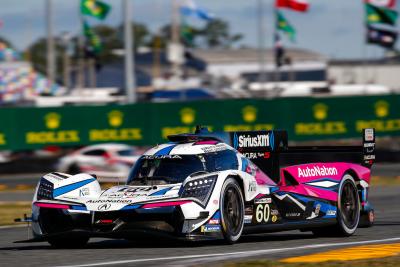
[0,202,31,226]
[222,256,400,267]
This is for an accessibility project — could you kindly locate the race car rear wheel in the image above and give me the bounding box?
[48,236,89,249]
[220,178,244,244]
[312,174,360,237]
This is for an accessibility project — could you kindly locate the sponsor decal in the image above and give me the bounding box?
[271,209,279,216]
[97,203,111,211]
[244,215,253,224]
[241,152,265,159]
[208,219,220,225]
[315,204,321,217]
[143,155,182,160]
[79,188,90,197]
[117,186,157,193]
[87,199,132,204]
[298,166,338,178]
[201,143,227,153]
[201,225,221,233]
[255,198,272,204]
[364,155,376,160]
[286,212,301,218]
[271,215,278,222]
[327,210,337,216]
[213,199,219,205]
[365,128,375,141]
[248,181,257,192]
[236,134,270,148]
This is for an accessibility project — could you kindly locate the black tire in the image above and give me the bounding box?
[312,174,360,237]
[48,236,89,249]
[220,177,244,244]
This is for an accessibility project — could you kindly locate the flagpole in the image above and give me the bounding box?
[274,6,280,95]
[123,0,136,103]
[78,9,85,92]
[46,0,55,93]
[257,0,267,90]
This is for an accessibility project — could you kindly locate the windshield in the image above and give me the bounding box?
[127,155,207,185]
[117,149,135,156]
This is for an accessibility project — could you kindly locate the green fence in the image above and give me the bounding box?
[0,94,399,150]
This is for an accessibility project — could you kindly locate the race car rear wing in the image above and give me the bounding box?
[168,127,375,182]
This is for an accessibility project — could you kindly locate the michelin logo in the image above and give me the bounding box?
[298,166,338,178]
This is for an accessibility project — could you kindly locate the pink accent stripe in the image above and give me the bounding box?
[255,194,266,199]
[142,200,192,209]
[34,202,70,209]
[195,141,219,145]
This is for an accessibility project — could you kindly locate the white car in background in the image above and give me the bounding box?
[57,143,139,182]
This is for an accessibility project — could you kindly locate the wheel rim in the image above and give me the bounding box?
[223,186,242,235]
[340,182,358,229]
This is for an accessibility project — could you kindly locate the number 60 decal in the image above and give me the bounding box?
[255,204,270,223]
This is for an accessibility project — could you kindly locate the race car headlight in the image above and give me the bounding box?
[37,178,54,200]
[181,175,217,205]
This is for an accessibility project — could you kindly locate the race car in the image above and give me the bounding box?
[56,143,140,182]
[24,127,375,248]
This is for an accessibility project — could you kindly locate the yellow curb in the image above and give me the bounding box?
[281,243,400,263]
[15,184,34,190]
[0,184,8,191]
[0,201,31,205]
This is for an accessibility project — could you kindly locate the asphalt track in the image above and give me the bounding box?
[0,185,399,267]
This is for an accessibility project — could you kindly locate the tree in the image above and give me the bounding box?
[0,36,13,48]
[200,19,243,48]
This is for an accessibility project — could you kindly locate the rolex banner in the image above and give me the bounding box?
[0,95,400,150]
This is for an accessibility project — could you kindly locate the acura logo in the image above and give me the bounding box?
[98,203,111,211]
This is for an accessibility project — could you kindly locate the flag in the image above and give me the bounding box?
[366,3,398,26]
[83,20,102,53]
[367,24,398,48]
[181,22,195,45]
[81,0,111,20]
[274,33,285,67]
[275,0,309,12]
[180,0,214,21]
[365,0,396,8]
[276,10,296,42]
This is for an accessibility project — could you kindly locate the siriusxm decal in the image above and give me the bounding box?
[236,134,270,148]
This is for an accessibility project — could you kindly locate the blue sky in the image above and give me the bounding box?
[0,0,398,59]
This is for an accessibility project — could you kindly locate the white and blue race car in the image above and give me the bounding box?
[25,127,375,248]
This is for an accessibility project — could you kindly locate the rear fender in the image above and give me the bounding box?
[281,162,371,202]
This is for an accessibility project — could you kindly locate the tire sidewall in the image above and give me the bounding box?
[220,177,244,243]
[337,174,360,235]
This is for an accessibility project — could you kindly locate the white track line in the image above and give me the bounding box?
[56,237,400,267]
[0,224,27,230]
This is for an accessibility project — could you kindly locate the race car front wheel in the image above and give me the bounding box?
[313,174,360,237]
[220,177,244,244]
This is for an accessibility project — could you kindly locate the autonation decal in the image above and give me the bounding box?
[298,166,338,178]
